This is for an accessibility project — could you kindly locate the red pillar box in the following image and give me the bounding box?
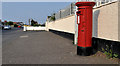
[76,2,95,56]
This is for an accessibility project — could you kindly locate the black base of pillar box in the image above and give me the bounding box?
[77,46,92,56]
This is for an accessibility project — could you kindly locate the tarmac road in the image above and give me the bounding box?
[2,28,118,64]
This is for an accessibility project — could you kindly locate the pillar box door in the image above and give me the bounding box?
[76,2,95,56]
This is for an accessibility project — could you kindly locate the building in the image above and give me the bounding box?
[13,22,24,26]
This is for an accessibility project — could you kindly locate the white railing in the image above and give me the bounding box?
[78,0,118,8]
[94,0,117,8]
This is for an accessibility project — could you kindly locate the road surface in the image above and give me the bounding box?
[2,28,118,64]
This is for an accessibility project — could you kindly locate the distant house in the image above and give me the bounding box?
[13,22,17,24]
[13,22,24,26]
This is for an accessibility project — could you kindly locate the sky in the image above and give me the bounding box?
[2,2,72,24]
[2,0,76,2]
[0,0,2,19]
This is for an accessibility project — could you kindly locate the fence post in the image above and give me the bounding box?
[70,3,72,15]
[109,0,111,3]
[74,0,79,45]
[60,10,61,19]
[97,0,99,7]
[99,0,102,6]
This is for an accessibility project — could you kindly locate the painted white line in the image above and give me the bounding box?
[20,35,28,38]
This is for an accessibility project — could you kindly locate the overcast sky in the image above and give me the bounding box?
[2,2,72,24]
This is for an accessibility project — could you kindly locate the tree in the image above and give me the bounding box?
[49,13,56,21]
[31,19,35,26]
[8,21,13,25]
[2,22,4,25]
[41,23,45,26]
[31,19,38,26]
[5,22,9,25]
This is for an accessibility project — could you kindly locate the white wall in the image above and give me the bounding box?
[46,15,75,34]
[23,26,46,31]
[46,2,118,41]
[93,2,118,41]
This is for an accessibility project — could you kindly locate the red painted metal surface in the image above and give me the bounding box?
[18,26,21,28]
[76,2,95,47]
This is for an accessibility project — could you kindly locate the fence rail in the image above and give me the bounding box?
[55,3,75,20]
[91,0,118,8]
[47,3,75,22]
[47,0,118,22]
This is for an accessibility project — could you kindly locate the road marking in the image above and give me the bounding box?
[20,35,28,38]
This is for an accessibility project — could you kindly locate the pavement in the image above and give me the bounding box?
[2,28,119,64]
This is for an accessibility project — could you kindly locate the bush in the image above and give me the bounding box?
[14,24,18,27]
[33,24,41,27]
[102,45,119,59]
[50,16,56,21]
[8,21,13,25]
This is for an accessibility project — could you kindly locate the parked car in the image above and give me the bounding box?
[3,25,11,30]
[21,26,24,28]
[18,26,21,28]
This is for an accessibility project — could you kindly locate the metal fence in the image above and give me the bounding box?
[48,3,75,22]
[79,0,118,8]
[47,0,117,22]
[55,3,75,20]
